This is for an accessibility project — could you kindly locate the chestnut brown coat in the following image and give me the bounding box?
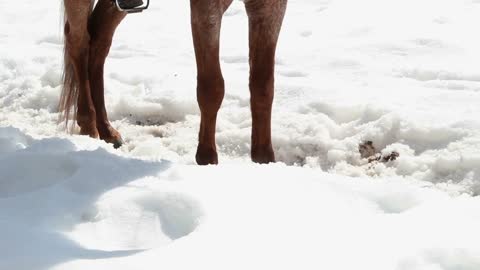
[60,0,287,164]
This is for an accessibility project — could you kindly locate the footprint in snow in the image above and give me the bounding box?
[0,138,78,198]
[300,30,313,37]
[72,190,204,250]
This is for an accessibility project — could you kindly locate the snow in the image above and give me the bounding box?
[1,0,480,269]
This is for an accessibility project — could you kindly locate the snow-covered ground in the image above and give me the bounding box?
[1,0,480,269]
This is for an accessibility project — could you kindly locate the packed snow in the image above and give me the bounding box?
[1,0,480,269]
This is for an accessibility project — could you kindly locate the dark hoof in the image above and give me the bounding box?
[251,146,275,164]
[112,138,124,149]
[196,146,218,165]
[102,136,124,149]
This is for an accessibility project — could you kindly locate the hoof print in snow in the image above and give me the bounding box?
[359,141,399,163]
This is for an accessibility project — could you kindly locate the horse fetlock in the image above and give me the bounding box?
[98,122,120,137]
[101,133,124,149]
[98,123,123,148]
[76,113,98,137]
[79,125,100,139]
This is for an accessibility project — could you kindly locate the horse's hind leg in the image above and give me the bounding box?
[245,0,287,164]
[190,0,232,165]
[88,0,127,148]
[63,0,99,138]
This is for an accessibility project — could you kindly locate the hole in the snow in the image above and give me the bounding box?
[69,190,204,251]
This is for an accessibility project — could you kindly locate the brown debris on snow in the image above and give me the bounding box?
[358,141,399,163]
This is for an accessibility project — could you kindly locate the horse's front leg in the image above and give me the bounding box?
[245,0,287,164]
[190,0,232,165]
[88,0,127,148]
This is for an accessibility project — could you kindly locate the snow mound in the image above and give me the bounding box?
[1,127,480,270]
[0,127,203,269]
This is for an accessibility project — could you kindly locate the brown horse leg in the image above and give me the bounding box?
[190,0,232,165]
[88,0,127,148]
[64,0,99,138]
[245,0,287,164]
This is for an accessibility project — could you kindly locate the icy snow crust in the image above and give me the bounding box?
[1,0,480,269]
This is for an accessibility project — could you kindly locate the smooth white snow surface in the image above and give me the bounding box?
[1,0,480,269]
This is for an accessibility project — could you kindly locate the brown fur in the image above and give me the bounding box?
[58,1,94,133]
[60,0,288,162]
[191,0,287,164]
[60,0,124,146]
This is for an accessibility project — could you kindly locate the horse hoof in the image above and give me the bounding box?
[251,146,275,164]
[195,146,218,165]
[98,125,123,149]
[102,136,124,149]
[112,138,124,149]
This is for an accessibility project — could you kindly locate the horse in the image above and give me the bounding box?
[60,0,288,165]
